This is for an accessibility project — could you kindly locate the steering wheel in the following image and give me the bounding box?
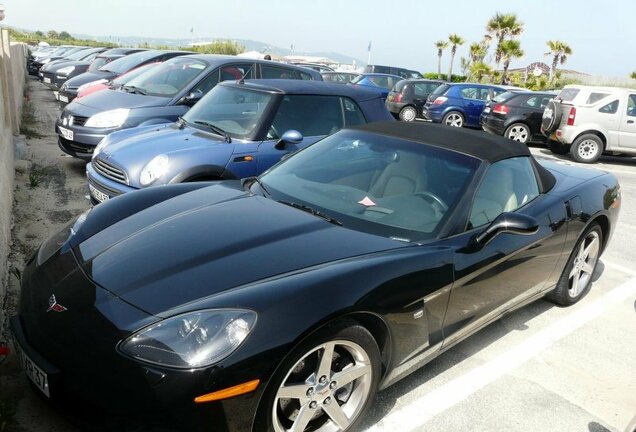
[415,192,448,216]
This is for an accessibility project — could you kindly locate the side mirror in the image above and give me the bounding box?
[275,129,303,150]
[179,89,203,106]
[474,212,539,246]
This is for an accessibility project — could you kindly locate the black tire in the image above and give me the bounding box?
[547,223,603,306]
[570,134,603,163]
[398,106,417,122]
[254,320,381,432]
[504,123,531,144]
[547,139,570,155]
[541,100,562,133]
[442,111,464,127]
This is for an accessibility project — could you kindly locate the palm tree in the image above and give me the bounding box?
[500,40,524,84]
[486,13,524,71]
[469,42,487,63]
[630,72,636,80]
[447,34,465,82]
[545,40,572,81]
[435,40,448,80]
[469,61,492,83]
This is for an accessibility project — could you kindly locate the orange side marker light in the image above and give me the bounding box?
[194,379,260,404]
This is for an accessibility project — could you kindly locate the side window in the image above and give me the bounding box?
[490,88,505,100]
[300,71,313,80]
[468,157,540,229]
[190,70,220,94]
[599,100,619,114]
[414,83,429,98]
[524,96,540,108]
[342,97,366,126]
[586,92,610,104]
[460,87,479,99]
[268,95,344,139]
[627,95,636,117]
[539,96,553,108]
[261,65,305,80]
[220,63,253,82]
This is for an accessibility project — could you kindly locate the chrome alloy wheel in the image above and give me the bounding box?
[568,231,600,297]
[507,125,529,143]
[445,112,463,127]
[576,139,600,160]
[272,340,373,432]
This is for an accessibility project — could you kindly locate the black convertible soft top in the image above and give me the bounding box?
[351,121,555,192]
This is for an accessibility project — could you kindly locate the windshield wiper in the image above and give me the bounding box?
[122,85,147,95]
[193,120,232,143]
[278,201,342,226]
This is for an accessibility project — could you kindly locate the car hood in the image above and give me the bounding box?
[64,70,116,89]
[47,60,90,73]
[75,183,403,314]
[71,88,169,112]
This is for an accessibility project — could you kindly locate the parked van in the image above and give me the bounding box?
[364,64,422,79]
[542,85,636,163]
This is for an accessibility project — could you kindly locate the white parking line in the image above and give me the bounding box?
[367,275,636,432]
[603,259,636,277]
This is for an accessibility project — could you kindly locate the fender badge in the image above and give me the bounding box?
[47,294,67,313]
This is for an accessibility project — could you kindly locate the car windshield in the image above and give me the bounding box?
[112,63,159,86]
[64,49,91,61]
[88,57,111,72]
[260,130,480,241]
[182,85,275,140]
[100,51,158,74]
[123,58,206,97]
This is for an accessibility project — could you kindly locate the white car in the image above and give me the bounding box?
[542,85,636,163]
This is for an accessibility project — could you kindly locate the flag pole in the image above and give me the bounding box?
[367,40,372,66]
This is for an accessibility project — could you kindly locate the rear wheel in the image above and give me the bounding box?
[399,106,417,122]
[547,223,602,306]
[442,111,464,127]
[505,123,530,143]
[256,321,381,432]
[571,134,603,163]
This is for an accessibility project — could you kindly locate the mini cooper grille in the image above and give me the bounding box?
[93,158,128,185]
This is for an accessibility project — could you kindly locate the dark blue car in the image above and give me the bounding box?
[349,73,403,100]
[85,79,393,204]
[422,83,513,128]
[56,55,322,160]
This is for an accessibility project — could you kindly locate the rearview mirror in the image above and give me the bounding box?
[275,129,303,150]
[178,89,204,106]
[474,212,539,246]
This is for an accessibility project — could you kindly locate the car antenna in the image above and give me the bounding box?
[238,65,254,85]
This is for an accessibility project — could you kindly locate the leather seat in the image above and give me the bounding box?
[469,163,518,228]
[370,151,427,197]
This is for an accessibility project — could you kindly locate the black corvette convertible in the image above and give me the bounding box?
[11,121,620,432]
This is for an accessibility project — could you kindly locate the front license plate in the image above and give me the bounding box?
[89,184,110,203]
[58,95,69,103]
[59,126,73,141]
[483,107,491,113]
[43,77,51,84]
[14,341,50,397]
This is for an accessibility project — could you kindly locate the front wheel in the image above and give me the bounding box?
[505,123,530,143]
[571,134,603,163]
[399,106,417,122]
[547,223,602,306]
[442,111,464,127]
[256,322,381,432]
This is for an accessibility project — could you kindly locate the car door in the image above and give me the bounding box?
[523,95,553,140]
[619,93,636,149]
[441,156,568,348]
[256,95,367,173]
[460,86,488,126]
[413,83,431,113]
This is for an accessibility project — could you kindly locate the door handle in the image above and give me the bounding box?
[628,120,635,124]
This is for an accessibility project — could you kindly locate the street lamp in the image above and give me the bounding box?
[0,4,6,22]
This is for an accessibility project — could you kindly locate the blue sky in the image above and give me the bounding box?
[2,0,633,76]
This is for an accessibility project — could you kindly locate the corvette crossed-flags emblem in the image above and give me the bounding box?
[47,294,67,313]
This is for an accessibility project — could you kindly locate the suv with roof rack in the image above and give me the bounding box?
[542,85,636,163]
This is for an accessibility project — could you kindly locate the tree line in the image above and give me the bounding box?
[434,13,573,90]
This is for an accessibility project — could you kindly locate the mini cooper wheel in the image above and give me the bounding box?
[442,111,464,127]
[547,223,602,306]
[258,322,381,432]
[505,123,530,143]
[571,134,603,163]
[399,106,417,122]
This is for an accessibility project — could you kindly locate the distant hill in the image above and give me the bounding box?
[69,33,364,66]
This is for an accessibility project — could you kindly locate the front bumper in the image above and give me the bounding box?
[57,88,79,105]
[55,119,114,160]
[421,105,443,122]
[11,251,262,432]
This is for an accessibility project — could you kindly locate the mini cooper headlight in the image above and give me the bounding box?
[85,108,130,128]
[37,209,91,265]
[92,136,109,160]
[139,154,169,186]
[57,65,75,76]
[119,309,257,368]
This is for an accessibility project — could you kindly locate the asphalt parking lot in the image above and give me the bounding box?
[1,78,635,432]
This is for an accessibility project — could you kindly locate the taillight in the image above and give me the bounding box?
[567,107,576,126]
[432,96,447,105]
[394,93,403,103]
[492,104,509,115]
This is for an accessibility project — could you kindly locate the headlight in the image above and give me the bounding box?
[92,137,109,159]
[37,209,91,265]
[57,66,75,75]
[119,309,257,368]
[139,154,169,186]
[85,108,129,128]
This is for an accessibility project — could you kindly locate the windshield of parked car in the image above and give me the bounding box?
[100,51,158,74]
[183,85,275,140]
[112,63,160,86]
[123,58,206,97]
[64,49,92,61]
[260,130,480,240]
[88,56,112,72]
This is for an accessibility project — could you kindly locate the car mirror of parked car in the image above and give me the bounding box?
[473,212,539,248]
[178,89,204,106]
[275,129,304,150]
